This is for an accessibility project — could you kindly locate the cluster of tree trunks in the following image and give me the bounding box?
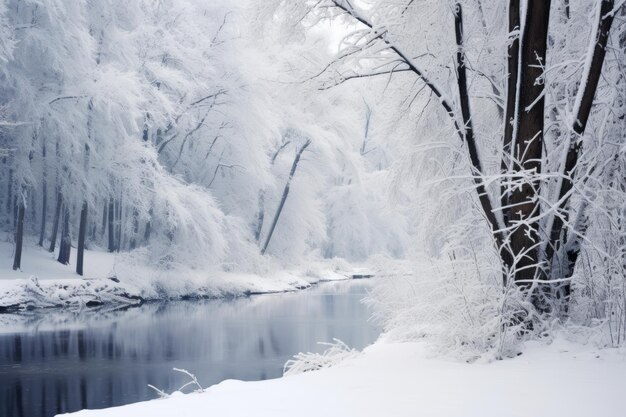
[331,0,616,314]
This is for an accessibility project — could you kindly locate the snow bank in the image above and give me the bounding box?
[64,338,626,417]
[0,241,362,310]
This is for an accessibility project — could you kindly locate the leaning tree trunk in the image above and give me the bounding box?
[12,196,25,271]
[254,190,265,242]
[261,139,311,255]
[57,204,71,265]
[544,0,615,299]
[76,202,88,276]
[507,0,551,289]
[454,3,509,276]
[49,190,62,253]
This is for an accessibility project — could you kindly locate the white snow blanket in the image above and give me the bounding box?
[66,339,626,417]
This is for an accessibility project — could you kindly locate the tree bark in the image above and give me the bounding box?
[501,0,521,216]
[76,202,88,276]
[254,190,265,242]
[49,190,62,253]
[101,200,107,239]
[107,197,115,252]
[129,208,138,250]
[544,0,614,287]
[6,168,12,215]
[38,142,48,247]
[57,204,71,265]
[507,0,551,285]
[12,198,25,271]
[115,196,122,252]
[454,3,508,265]
[261,139,311,255]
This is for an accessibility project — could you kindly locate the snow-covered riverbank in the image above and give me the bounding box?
[0,240,360,311]
[65,338,626,417]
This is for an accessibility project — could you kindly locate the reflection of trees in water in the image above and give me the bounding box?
[0,281,378,417]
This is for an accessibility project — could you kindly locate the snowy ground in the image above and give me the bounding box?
[0,240,361,311]
[65,338,626,417]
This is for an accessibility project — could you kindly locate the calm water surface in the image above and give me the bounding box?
[0,280,379,417]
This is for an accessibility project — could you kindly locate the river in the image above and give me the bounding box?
[0,280,380,417]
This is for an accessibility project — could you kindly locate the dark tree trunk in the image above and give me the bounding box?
[454,3,507,264]
[501,0,521,217]
[38,178,47,247]
[261,139,311,255]
[507,0,551,286]
[12,199,25,271]
[101,200,107,239]
[76,202,88,276]
[544,0,614,297]
[38,141,48,247]
[107,197,115,252]
[115,197,122,252]
[6,169,12,215]
[57,204,71,265]
[49,190,62,253]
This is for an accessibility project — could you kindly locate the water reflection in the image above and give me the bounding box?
[0,280,379,417]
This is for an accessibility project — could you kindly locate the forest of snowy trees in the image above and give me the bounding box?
[0,0,408,280]
[1,0,626,353]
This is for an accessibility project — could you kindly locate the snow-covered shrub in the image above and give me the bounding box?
[283,339,360,376]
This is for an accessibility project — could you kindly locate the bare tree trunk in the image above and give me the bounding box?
[454,3,507,262]
[48,190,62,253]
[57,204,71,265]
[38,177,47,247]
[76,202,88,275]
[501,0,521,217]
[101,200,107,239]
[254,190,265,242]
[107,197,115,252]
[544,0,614,295]
[507,0,551,287]
[129,208,138,250]
[116,196,122,252]
[38,142,48,247]
[12,197,25,271]
[6,168,12,216]
[261,139,311,255]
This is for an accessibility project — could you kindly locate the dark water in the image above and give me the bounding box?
[0,280,379,417]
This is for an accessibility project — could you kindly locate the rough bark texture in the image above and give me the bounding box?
[507,0,551,285]
[501,0,521,215]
